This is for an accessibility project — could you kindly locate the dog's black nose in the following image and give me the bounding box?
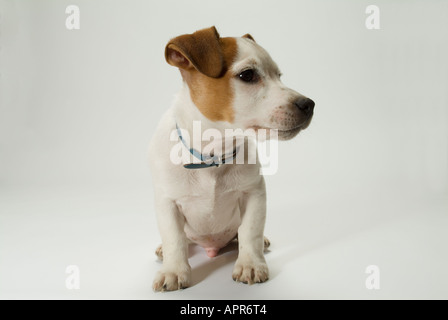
[294,98,315,116]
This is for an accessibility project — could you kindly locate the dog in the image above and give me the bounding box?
[149,26,314,291]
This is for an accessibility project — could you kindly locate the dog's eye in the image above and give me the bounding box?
[238,69,258,83]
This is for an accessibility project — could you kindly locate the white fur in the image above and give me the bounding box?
[149,37,311,291]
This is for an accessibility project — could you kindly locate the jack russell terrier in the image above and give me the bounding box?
[149,26,314,291]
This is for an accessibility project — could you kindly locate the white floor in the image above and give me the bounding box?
[1,181,447,300]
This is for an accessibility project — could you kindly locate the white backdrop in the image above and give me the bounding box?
[1,0,447,299]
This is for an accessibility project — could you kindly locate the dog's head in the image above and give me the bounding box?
[165,26,314,140]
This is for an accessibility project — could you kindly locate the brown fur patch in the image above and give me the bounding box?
[181,37,238,123]
[166,27,225,78]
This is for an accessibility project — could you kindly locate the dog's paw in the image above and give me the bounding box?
[153,265,191,292]
[232,257,269,285]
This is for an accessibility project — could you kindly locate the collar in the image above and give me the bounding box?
[176,123,239,169]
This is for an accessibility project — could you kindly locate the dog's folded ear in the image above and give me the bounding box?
[242,33,255,42]
[165,26,225,78]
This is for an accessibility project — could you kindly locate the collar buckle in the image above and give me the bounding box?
[176,123,239,170]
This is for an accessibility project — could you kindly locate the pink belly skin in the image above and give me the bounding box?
[205,247,220,258]
[188,229,237,258]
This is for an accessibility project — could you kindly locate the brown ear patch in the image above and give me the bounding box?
[165,26,225,78]
[184,36,238,123]
[165,27,238,123]
[166,45,190,69]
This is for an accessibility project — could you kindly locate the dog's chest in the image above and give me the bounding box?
[176,169,242,217]
[175,168,245,244]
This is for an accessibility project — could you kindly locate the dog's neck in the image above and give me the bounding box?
[174,83,229,133]
[173,83,239,155]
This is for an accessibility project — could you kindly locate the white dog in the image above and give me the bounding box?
[149,26,314,291]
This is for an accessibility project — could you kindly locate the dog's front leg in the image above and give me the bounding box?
[152,196,191,291]
[233,178,269,284]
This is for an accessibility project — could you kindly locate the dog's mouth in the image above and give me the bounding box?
[251,117,312,140]
[248,125,301,141]
[278,126,302,133]
[276,126,303,140]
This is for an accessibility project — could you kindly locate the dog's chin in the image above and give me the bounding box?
[277,126,303,140]
[278,116,313,140]
[248,117,312,140]
[252,118,312,141]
